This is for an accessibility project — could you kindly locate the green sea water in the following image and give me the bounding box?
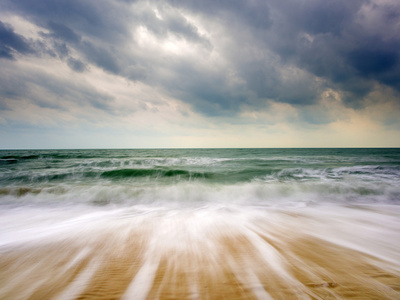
[1,148,399,206]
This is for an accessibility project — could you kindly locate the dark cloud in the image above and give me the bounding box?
[164,0,399,110]
[348,48,397,76]
[0,59,115,115]
[46,21,81,44]
[52,41,69,58]
[67,57,87,72]
[168,0,272,30]
[2,0,128,42]
[266,0,400,97]
[288,0,362,35]
[35,74,115,112]
[80,41,120,74]
[0,0,399,120]
[174,82,248,116]
[0,20,35,59]
[0,45,14,59]
[239,62,322,106]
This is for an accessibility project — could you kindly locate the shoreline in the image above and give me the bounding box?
[1,209,399,299]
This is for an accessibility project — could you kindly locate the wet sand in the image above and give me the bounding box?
[0,208,399,299]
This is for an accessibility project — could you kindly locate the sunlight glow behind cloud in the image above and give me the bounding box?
[0,0,399,148]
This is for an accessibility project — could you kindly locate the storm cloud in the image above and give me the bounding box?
[0,0,399,148]
[0,20,35,59]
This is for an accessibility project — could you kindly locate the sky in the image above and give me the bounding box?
[0,0,400,148]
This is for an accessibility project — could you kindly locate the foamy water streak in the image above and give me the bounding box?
[1,148,400,299]
[0,204,399,299]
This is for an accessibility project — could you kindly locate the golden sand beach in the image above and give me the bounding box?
[1,209,399,299]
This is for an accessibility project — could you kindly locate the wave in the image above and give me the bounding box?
[100,168,211,180]
[1,178,399,209]
[0,154,40,160]
[1,163,400,187]
[1,149,399,208]
[0,159,19,165]
[259,165,400,183]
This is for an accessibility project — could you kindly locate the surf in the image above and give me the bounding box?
[1,148,400,298]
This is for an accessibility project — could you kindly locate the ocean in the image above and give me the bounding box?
[1,148,400,299]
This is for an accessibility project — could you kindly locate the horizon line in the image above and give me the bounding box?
[1,147,400,151]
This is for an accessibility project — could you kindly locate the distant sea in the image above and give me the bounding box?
[1,148,400,299]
